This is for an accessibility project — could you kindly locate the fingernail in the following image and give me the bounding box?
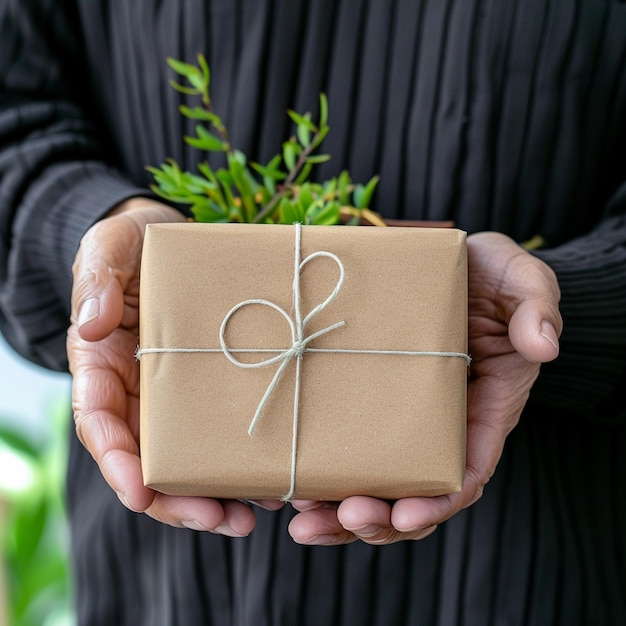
[364,531,395,544]
[301,534,339,546]
[182,520,210,532]
[540,320,559,356]
[78,297,100,327]
[116,491,134,511]
[348,524,381,538]
[212,524,249,538]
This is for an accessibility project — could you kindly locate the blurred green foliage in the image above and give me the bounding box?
[0,400,75,626]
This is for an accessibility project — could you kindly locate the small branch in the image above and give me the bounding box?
[253,131,321,223]
[201,93,233,154]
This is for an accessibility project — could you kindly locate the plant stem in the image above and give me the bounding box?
[201,93,233,154]
[253,132,321,223]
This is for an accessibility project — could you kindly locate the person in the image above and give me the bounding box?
[1,1,624,624]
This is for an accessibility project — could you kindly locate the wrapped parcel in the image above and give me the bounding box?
[139,223,469,501]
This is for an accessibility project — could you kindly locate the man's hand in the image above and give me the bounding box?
[68,197,280,535]
[288,231,562,545]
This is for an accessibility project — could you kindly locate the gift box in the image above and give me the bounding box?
[138,223,468,501]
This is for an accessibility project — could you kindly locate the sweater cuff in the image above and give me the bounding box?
[530,226,626,421]
[15,161,157,309]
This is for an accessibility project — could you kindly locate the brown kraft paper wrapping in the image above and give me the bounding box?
[138,223,468,501]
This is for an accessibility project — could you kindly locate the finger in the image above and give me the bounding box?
[71,355,152,511]
[338,496,438,544]
[68,319,149,505]
[145,494,256,537]
[217,499,257,536]
[74,370,256,535]
[387,466,486,533]
[389,467,484,533]
[288,506,356,546]
[70,337,257,535]
[508,300,560,363]
[387,373,517,531]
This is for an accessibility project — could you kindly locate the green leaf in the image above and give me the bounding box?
[148,185,190,204]
[213,168,239,216]
[298,183,314,210]
[197,161,217,181]
[310,124,330,150]
[158,158,183,186]
[305,154,331,164]
[319,93,329,128]
[294,161,313,186]
[262,176,276,197]
[337,170,353,205]
[307,200,340,226]
[185,172,217,193]
[287,110,317,131]
[323,176,338,196]
[250,161,287,181]
[228,152,257,222]
[282,140,300,171]
[179,105,222,124]
[191,200,228,223]
[215,168,234,187]
[197,53,210,88]
[278,197,305,224]
[187,73,205,92]
[267,154,283,171]
[297,122,311,148]
[185,125,227,151]
[145,164,166,179]
[353,175,380,209]
[166,57,205,91]
[168,80,199,96]
[167,57,201,78]
[231,149,248,166]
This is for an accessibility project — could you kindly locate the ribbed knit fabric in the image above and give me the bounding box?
[2,1,626,624]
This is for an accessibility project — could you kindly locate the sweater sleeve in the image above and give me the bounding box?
[0,1,151,372]
[530,186,626,422]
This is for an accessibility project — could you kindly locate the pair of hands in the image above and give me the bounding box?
[68,198,562,545]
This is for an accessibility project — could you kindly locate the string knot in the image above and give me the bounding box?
[291,340,306,357]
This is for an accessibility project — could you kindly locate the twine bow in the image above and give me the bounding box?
[219,223,345,500]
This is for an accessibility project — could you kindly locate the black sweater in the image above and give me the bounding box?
[1,1,625,624]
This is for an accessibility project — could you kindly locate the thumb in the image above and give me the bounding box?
[508,300,561,363]
[73,273,125,343]
[71,199,184,342]
[506,274,562,364]
[71,225,130,343]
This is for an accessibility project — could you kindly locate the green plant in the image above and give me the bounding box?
[0,400,75,626]
[147,54,383,226]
